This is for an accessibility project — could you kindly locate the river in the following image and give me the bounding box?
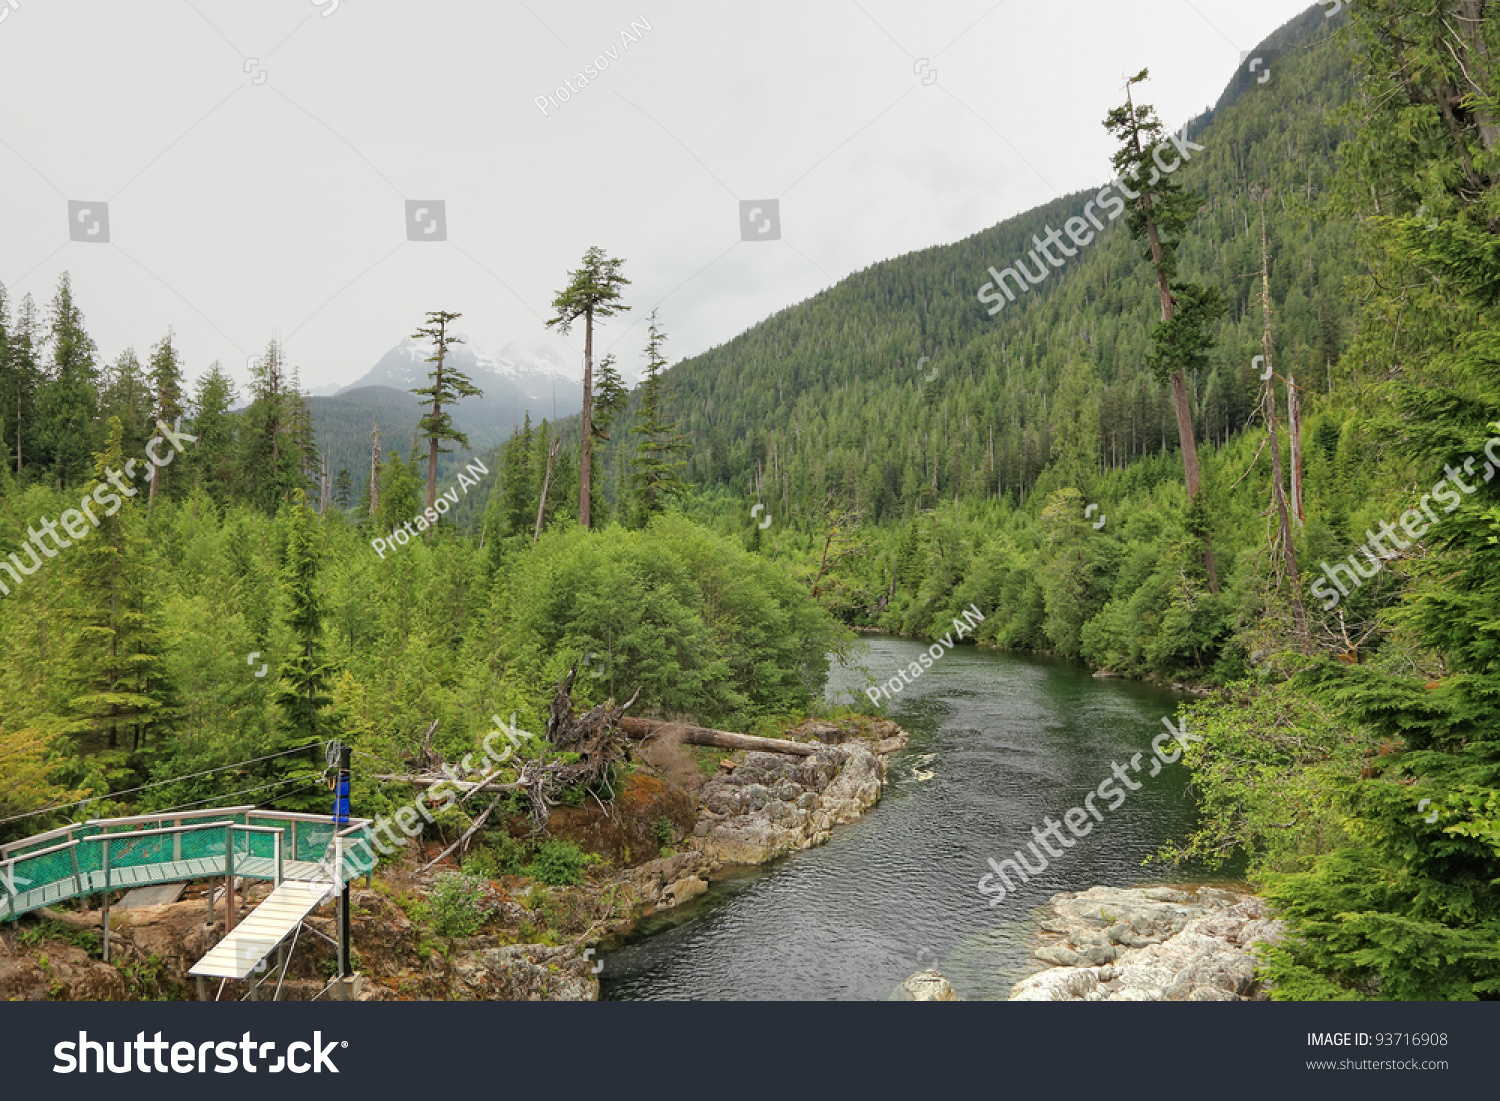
[600,635,1221,1001]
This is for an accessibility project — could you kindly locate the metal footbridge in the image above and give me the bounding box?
[1,805,375,998]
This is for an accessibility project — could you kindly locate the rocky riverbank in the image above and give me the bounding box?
[895,884,1284,1002]
[0,717,908,1002]
[1008,885,1284,1001]
[585,718,907,925]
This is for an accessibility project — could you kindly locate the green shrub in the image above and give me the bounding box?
[655,816,676,853]
[463,831,528,879]
[19,920,99,953]
[525,840,594,887]
[430,872,488,939]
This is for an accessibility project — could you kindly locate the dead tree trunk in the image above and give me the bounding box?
[1287,374,1305,528]
[1257,191,1309,646]
[533,436,561,544]
[619,717,816,757]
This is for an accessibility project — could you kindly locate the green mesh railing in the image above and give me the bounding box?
[0,808,373,923]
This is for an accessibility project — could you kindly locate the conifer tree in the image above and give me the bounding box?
[1255,1,1500,1000]
[284,368,321,500]
[591,354,628,521]
[100,347,151,464]
[373,452,422,534]
[271,489,335,798]
[8,293,41,477]
[146,329,184,505]
[630,311,688,525]
[1105,71,1225,591]
[500,413,535,535]
[0,284,11,471]
[186,362,238,501]
[546,246,630,529]
[239,340,299,512]
[333,469,353,510]
[410,310,482,514]
[37,273,100,488]
[63,419,173,754]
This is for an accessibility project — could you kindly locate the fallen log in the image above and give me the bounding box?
[618,717,815,757]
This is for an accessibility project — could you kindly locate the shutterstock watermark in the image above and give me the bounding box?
[866,605,985,708]
[0,419,196,599]
[1311,431,1500,610]
[533,16,653,117]
[977,127,1206,317]
[976,716,1202,908]
[54,1032,344,1074]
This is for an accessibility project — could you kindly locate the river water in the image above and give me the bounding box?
[600,635,1218,1001]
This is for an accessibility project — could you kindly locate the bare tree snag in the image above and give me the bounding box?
[533,435,561,544]
[618,718,816,757]
[1255,189,1309,646]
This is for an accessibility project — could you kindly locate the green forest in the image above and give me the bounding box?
[3,0,1500,1000]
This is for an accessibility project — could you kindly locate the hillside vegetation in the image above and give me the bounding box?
[3,1,1500,1001]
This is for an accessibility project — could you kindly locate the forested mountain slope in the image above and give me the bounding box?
[638,6,1352,520]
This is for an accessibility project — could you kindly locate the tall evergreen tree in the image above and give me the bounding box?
[285,367,322,500]
[62,419,173,754]
[146,329,185,505]
[410,310,483,514]
[186,362,238,501]
[0,283,11,471]
[546,246,631,529]
[7,293,41,477]
[239,340,299,511]
[372,451,423,534]
[333,469,354,510]
[271,489,335,802]
[37,273,100,488]
[591,354,628,521]
[1106,71,1225,592]
[500,413,535,535]
[100,348,152,464]
[630,311,688,525]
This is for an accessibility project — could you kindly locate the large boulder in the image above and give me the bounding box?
[449,945,599,1001]
[693,742,889,866]
[895,970,962,1001]
[1010,886,1284,1002]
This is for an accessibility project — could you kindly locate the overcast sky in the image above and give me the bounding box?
[0,0,1320,392]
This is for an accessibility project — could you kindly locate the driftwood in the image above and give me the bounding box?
[618,717,815,757]
[419,795,502,872]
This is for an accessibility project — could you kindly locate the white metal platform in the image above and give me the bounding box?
[189,879,332,981]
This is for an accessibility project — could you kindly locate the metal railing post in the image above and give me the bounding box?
[101,837,112,963]
[274,830,283,887]
[335,835,347,999]
[224,824,236,933]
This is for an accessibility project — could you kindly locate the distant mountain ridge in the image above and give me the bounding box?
[340,336,581,399]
